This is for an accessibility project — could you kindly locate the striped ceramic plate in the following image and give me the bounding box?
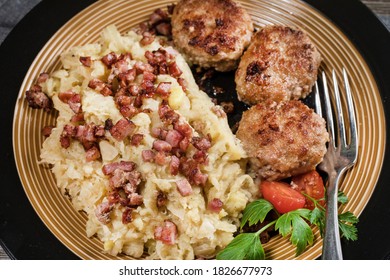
[13,0,385,259]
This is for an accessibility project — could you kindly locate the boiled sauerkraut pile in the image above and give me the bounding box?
[38,25,257,259]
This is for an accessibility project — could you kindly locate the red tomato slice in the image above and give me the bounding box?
[291,170,325,209]
[261,181,306,214]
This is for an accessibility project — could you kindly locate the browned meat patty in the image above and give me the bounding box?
[235,25,322,105]
[171,0,253,72]
[236,100,328,181]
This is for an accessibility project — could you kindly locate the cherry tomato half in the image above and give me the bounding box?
[261,181,306,214]
[291,170,325,210]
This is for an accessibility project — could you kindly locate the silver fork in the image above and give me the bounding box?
[314,68,358,260]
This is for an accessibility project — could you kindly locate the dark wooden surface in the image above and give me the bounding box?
[0,0,389,260]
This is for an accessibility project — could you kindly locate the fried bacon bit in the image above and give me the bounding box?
[140,31,155,46]
[122,207,133,224]
[155,22,171,36]
[101,52,117,68]
[88,78,113,96]
[79,56,92,67]
[169,155,180,175]
[131,133,144,146]
[168,62,182,78]
[153,140,172,152]
[180,157,208,186]
[142,150,155,162]
[37,72,49,84]
[85,146,101,162]
[25,85,53,112]
[208,198,223,213]
[58,90,82,114]
[154,220,177,245]
[175,178,193,196]
[155,82,171,98]
[109,118,135,141]
[95,201,113,224]
[155,151,167,165]
[102,160,136,176]
[41,125,54,137]
[165,129,183,148]
[100,161,143,225]
[191,136,211,151]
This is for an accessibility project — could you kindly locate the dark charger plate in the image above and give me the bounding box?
[0,0,389,259]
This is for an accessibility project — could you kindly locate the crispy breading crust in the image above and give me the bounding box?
[171,0,253,72]
[235,25,322,104]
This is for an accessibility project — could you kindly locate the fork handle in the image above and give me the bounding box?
[322,172,343,260]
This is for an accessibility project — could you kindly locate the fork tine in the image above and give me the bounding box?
[332,69,347,147]
[322,71,335,146]
[314,81,322,117]
[343,68,358,160]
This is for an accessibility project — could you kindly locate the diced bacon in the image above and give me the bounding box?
[68,93,82,114]
[169,155,180,175]
[128,84,140,96]
[95,201,113,224]
[208,198,223,213]
[168,62,182,78]
[25,85,52,112]
[154,151,167,165]
[85,146,101,162]
[192,169,208,186]
[120,104,139,118]
[109,118,135,141]
[134,61,155,75]
[158,104,179,124]
[193,150,208,164]
[131,133,144,146]
[122,207,133,224]
[118,68,136,87]
[140,31,155,46]
[175,178,193,196]
[155,22,172,36]
[79,56,92,67]
[179,137,190,151]
[165,129,183,148]
[109,169,128,189]
[101,52,117,68]
[173,121,192,138]
[128,193,144,206]
[41,125,54,137]
[60,135,71,149]
[142,150,155,162]
[70,112,85,123]
[88,78,105,91]
[155,82,171,98]
[153,140,172,152]
[192,136,211,151]
[102,161,136,176]
[37,72,49,84]
[177,78,187,92]
[154,220,177,245]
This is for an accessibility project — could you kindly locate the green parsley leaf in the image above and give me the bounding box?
[338,211,359,241]
[216,233,265,260]
[338,191,349,204]
[275,209,313,255]
[309,207,325,237]
[240,199,274,229]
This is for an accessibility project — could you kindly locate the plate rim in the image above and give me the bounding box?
[1,0,390,260]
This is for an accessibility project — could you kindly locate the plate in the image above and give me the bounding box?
[1,0,390,260]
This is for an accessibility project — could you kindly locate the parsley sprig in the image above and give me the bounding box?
[216,191,358,260]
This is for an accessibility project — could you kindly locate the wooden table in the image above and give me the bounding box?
[0,0,389,260]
